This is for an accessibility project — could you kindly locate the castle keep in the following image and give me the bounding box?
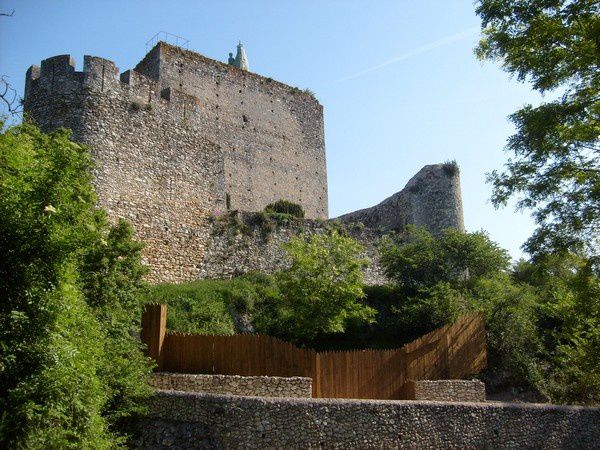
[24,42,463,283]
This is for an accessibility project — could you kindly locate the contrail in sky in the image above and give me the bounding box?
[337,26,480,82]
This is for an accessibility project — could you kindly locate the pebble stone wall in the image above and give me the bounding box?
[407,379,486,402]
[24,54,224,283]
[198,212,388,285]
[149,373,312,398]
[23,43,328,283]
[136,390,600,449]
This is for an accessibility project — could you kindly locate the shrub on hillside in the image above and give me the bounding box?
[274,230,376,344]
[379,226,544,395]
[144,273,280,334]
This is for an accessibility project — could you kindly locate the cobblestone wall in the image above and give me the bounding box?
[407,380,485,402]
[149,373,312,398]
[24,54,224,283]
[136,390,600,449]
[198,212,388,285]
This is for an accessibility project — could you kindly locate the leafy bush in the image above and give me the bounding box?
[376,225,600,404]
[264,199,305,219]
[379,225,510,293]
[513,255,600,404]
[0,122,152,448]
[274,230,375,344]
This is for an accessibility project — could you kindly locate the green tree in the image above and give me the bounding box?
[513,254,600,404]
[0,122,152,448]
[379,226,510,293]
[476,0,600,257]
[380,227,544,393]
[275,230,375,343]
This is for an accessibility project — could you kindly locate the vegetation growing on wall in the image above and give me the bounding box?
[264,199,305,219]
[0,122,153,448]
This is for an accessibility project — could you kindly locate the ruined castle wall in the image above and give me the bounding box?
[337,163,464,235]
[134,43,328,219]
[197,213,388,285]
[23,48,462,284]
[24,55,225,283]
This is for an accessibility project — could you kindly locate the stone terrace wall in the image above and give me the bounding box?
[136,390,600,449]
[149,373,312,398]
[135,43,328,219]
[407,380,486,402]
[198,212,388,285]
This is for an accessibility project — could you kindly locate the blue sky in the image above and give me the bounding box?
[0,1,540,259]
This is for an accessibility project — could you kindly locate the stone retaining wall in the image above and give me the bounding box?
[198,212,388,285]
[136,390,600,449]
[149,373,312,398]
[406,379,485,402]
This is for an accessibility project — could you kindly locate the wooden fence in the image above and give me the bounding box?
[141,304,486,399]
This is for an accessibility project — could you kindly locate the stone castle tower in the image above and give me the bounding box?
[23,42,463,283]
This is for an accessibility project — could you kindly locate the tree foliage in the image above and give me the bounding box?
[274,230,375,344]
[476,0,600,256]
[379,225,599,404]
[0,122,152,447]
[514,254,600,403]
[379,226,511,293]
[379,227,544,394]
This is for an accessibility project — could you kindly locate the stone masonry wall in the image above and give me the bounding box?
[24,55,224,283]
[135,43,328,219]
[337,163,464,235]
[23,46,465,285]
[407,380,486,402]
[149,373,312,398]
[136,390,600,449]
[198,212,388,285]
[23,44,328,283]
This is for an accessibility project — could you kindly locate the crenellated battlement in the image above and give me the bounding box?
[40,54,76,76]
[25,53,186,104]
